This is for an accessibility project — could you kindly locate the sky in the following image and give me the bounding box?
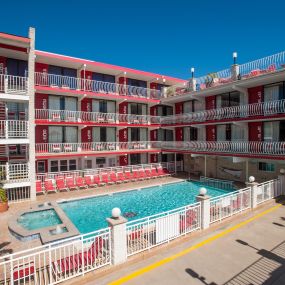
[1,0,284,79]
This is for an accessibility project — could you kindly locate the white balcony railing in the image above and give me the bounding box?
[165,51,285,97]
[161,99,285,125]
[0,74,28,95]
[0,163,29,183]
[35,141,161,154]
[0,120,29,138]
[161,141,285,156]
[35,109,160,124]
[34,72,162,99]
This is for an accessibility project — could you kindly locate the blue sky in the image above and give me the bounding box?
[1,0,284,79]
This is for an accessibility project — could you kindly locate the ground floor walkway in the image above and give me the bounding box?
[70,199,285,285]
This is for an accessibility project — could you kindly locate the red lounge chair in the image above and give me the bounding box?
[180,210,197,233]
[128,230,142,241]
[36,180,45,195]
[138,169,146,181]
[13,261,35,283]
[94,175,104,186]
[151,168,159,178]
[101,173,109,185]
[76,177,88,189]
[162,168,171,176]
[52,237,104,276]
[124,171,131,182]
[66,177,78,191]
[85,175,97,188]
[44,179,57,193]
[117,172,125,183]
[145,169,152,179]
[131,170,139,181]
[157,167,165,177]
[109,172,117,184]
[56,178,68,192]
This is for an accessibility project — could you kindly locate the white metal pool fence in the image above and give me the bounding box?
[0,177,283,285]
[200,176,235,190]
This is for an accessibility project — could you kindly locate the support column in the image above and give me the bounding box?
[204,155,207,177]
[246,176,258,209]
[196,192,210,229]
[278,169,285,195]
[28,27,36,201]
[174,152,177,174]
[245,159,249,182]
[106,209,128,265]
[231,64,240,81]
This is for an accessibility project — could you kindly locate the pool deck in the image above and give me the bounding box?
[66,198,285,285]
[0,176,184,256]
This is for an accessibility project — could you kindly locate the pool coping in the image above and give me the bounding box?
[8,202,80,244]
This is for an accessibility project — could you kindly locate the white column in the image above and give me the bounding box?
[188,78,197,92]
[231,64,240,81]
[204,155,207,177]
[196,194,210,229]
[106,214,128,265]
[246,177,258,209]
[28,27,36,201]
[278,170,285,195]
[174,152,177,174]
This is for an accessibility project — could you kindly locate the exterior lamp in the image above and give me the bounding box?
[111,207,121,219]
[191,67,195,78]
[162,78,166,83]
[249,176,255,183]
[233,52,238,65]
[199,187,207,196]
[280,168,285,175]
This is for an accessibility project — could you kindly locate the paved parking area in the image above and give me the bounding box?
[70,199,285,285]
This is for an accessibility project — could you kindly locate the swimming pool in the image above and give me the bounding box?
[59,181,233,233]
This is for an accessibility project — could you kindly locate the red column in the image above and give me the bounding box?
[150,105,158,116]
[119,155,128,166]
[118,77,127,95]
[175,102,183,114]
[205,96,216,110]
[81,98,92,112]
[118,101,128,122]
[150,129,158,141]
[206,125,216,141]
[248,122,263,141]
[150,154,158,163]
[35,126,48,144]
[35,93,48,109]
[248,86,263,104]
[175,127,183,141]
[119,128,128,142]
[81,127,92,143]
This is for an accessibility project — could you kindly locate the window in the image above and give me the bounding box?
[128,78,147,88]
[92,73,115,83]
[37,161,46,173]
[69,160,77,171]
[259,162,275,172]
[157,105,173,116]
[96,158,106,165]
[48,65,77,77]
[190,127,198,141]
[50,161,59,172]
[129,103,147,115]
[219,92,240,108]
[60,160,68,172]
[264,83,282,102]
[85,160,92,169]
[130,154,141,165]
[6,58,28,76]
[263,121,279,142]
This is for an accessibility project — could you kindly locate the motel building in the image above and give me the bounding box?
[0,27,285,284]
[0,27,285,202]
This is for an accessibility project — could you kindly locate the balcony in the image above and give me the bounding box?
[35,141,161,155]
[35,109,161,125]
[161,141,285,157]
[34,72,162,100]
[161,99,285,125]
[0,74,28,95]
[0,163,29,183]
[165,51,285,97]
[0,120,29,141]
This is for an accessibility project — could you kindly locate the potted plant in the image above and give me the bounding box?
[0,186,8,212]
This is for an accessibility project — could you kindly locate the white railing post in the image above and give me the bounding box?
[196,192,210,229]
[246,176,258,209]
[4,77,8,93]
[5,162,9,182]
[278,169,285,195]
[5,121,8,139]
[106,209,128,265]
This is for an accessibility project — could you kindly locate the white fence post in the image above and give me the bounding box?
[246,176,258,209]
[278,169,285,195]
[196,191,210,229]
[106,208,128,265]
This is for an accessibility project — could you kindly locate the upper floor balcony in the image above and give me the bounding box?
[34,72,162,100]
[161,141,285,158]
[0,120,29,142]
[35,109,161,126]
[0,74,28,97]
[0,163,29,184]
[165,51,285,98]
[35,141,161,157]
[161,99,285,126]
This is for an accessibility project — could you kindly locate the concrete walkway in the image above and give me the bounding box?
[70,200,285,285]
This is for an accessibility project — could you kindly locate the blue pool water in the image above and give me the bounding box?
[18,209,62,230]
[59,181,233,233]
